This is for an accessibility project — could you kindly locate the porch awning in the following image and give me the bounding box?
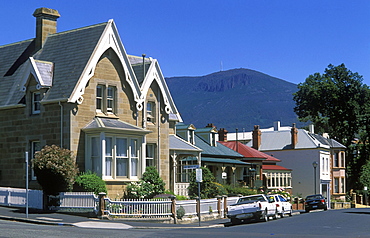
[183,157,250,165]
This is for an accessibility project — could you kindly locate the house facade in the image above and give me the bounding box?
[0,8,182,197]
[175,123,250,188]
[218,128,292,192]
[246,122,346,202]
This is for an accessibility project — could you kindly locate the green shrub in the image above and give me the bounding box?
[125,166,165,199]
[74,171,107,195]
[177,206,186,219]
[188,167,227,199]
[223,184,257,196]
[33,145,78,195]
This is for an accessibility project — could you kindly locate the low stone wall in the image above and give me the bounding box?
[330,202,351,209]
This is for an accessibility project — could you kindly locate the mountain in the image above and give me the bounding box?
[165,68,303,132]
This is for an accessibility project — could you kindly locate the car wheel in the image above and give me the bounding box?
[324,206,327,211]
[288,207,293,217]
[273,209,278,220]
[260,209,269,222]
[280,209,285,218]
[305,208,310,213]
[231,218,241,225]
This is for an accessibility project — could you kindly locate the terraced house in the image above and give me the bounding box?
[0,8,184,197]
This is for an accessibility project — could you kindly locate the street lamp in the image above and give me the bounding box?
[312,161,319,194]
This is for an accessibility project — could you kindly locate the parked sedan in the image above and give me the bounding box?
[268,194,293,218]
[304,194,327,212]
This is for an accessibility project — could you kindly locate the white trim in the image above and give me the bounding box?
[68,20,142,107]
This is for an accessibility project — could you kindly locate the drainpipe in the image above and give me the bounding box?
[59,101,63,147]
[157,87,161,172]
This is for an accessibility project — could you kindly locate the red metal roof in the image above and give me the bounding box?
[219,141,280,162]
[262,165,291,171]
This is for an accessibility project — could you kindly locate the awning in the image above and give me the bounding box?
[182,157,250,165]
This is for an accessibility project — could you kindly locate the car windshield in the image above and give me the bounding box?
[306,195,322,200]
[238,195,265,203]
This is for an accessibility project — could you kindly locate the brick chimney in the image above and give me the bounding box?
[291,123,298,149]
[218,128,228,142]
[252,125,261,150]
[33,8,60,50]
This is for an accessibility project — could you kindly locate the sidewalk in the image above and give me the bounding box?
[0,206,302,229]
[0,206,228,229]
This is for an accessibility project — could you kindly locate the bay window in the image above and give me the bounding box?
[87,134,142,179]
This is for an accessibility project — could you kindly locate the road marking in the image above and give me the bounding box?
[73,221,133,229]
[36,217,63,221]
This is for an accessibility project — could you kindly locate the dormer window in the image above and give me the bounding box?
[32,92,41,114]
[146,102,155,123]
[96,85,116,114]
[211,132,216,146]
[189,130,195,144]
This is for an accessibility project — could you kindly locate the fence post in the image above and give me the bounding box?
[98,192,106,219]
[169,195,177,224]
[223,195,227,218]
[216,195,222,218]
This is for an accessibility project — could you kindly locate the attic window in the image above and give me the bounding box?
[96,85,116,114]
[32,92,41,114]
[146,102,155,123]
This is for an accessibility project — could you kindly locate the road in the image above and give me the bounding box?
[1,208,370,238]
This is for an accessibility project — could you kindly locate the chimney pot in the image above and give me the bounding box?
[33,8,60,50]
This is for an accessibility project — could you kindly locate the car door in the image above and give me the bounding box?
[278,195,290,212]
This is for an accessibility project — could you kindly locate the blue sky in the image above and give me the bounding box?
[1,1,370,85]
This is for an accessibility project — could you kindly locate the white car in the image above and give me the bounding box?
[268,194,293,218]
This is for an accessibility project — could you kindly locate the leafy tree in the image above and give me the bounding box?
[293,64,370,189]
[188,167,227,199]
[74,171,107,195]
[360,160,370,189]
[125,166,165,199]
[33,145,79,195]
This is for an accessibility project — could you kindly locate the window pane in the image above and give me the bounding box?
[96,86,103,110]
[117,158,128,176]
[107,87,114,113]
[131,158,138,176]
[105,137,112,156]
[91,137,99,156]
[117,138,127,157]
[105,157,112,176]
[131,139,137,157]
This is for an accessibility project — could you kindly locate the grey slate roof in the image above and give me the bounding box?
[194,135,243,158]
[34,60,53,87]
[0,39,34,106]
[246,129,344,150]
[83,117,150,134]
[0,22,108,107]
[35,23,108,102]
[169,135,202,152]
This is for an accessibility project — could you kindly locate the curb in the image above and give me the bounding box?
[0,215,75,227]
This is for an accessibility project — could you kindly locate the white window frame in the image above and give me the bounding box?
[87,134,141,180]
[146,101,155,123]
[146,143,156,168]
[96,85,116,114]
[32,92,41,114]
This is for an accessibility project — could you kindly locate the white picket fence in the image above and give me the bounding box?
[0,187,43,209]
[105,198,173,218]
[59,192,98,210]
[176,197,239,217]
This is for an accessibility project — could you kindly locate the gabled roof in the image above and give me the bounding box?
[219,141,280,162]
[194,135,243,158]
